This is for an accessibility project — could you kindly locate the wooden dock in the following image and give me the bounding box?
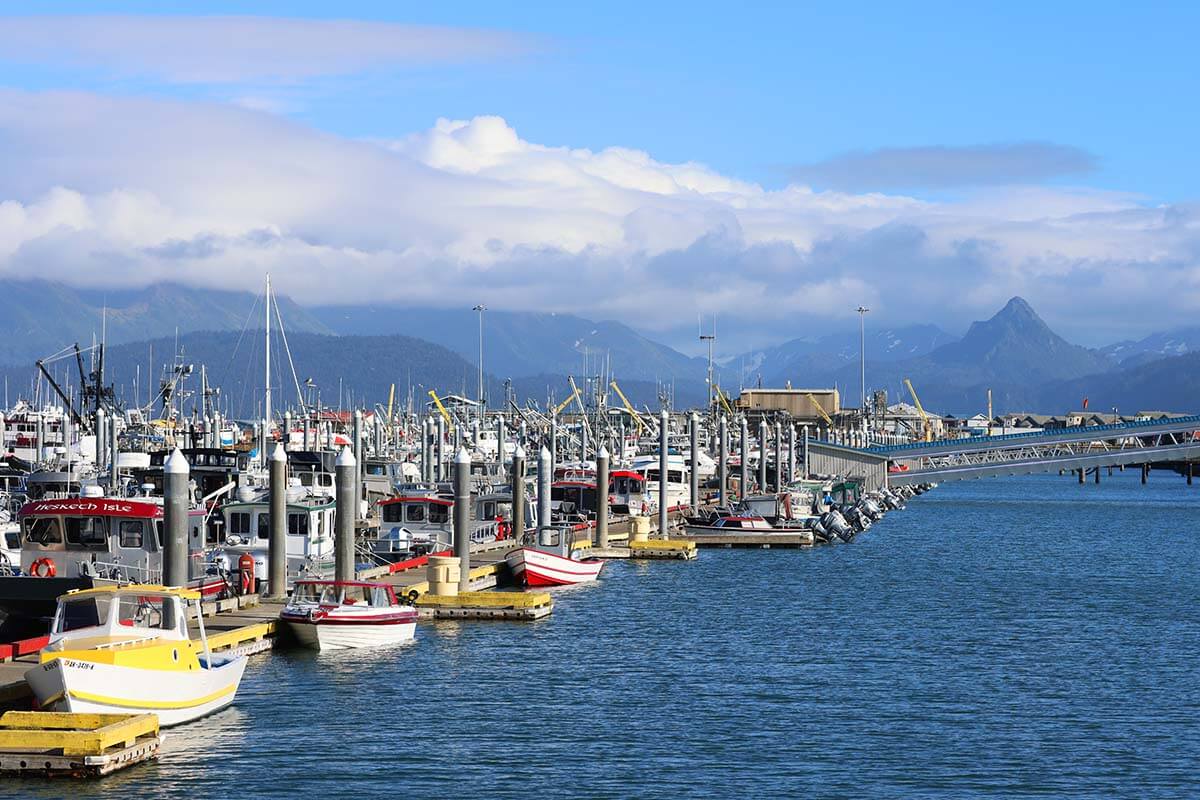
[681,532,815,548]
[0,711,163,777]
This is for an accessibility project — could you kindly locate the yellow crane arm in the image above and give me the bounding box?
[715,384,736,417]
[903,378,932,441]
[427,389,452,425]
[609,380,645,434]
[553,388,580,417]
[386,383,395,421]
[806,393,834,426]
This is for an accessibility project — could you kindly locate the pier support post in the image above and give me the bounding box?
[1189,462,1194,486]
[268,443,288,598]
[1094,466,1100,484]
[374,414,383,456]
[758,420,768,494]
[550,415,558,472]
[1142,464,1148,484]
[739,416,749,500]
[95,408,105,471]
[659,410,670,536]
[496,416,507,476]
[260,419,268,469]
[163,448,189,587]
[283,411,292,453]
[353,410,363,519]
[335,446,356,582]
[537,446,553,541]
[787,424,796,485]
[110,410,120,488]
[1078,468,1085,484]
[596,445,610,548]
[689,412,699,512]
[512,445,526,544]
[435,415,445,482]
[803,425,810,479]
[774,419,783,493]
[718,415,728,503]
[453,447,471,593]
[302,411,309,451]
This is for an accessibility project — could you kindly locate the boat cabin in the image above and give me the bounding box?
[18,495,205,583]
[216,497,336,584]
[46,585,193,648]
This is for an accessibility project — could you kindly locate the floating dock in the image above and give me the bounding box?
[0,711,163,777]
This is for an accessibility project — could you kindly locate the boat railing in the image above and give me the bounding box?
[85,558,162,585]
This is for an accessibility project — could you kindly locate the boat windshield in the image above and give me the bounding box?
[56,595,112,632]
[114,595,176,631]
[293,583,390,607]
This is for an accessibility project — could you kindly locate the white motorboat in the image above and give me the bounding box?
[281,580,418,651]
[24,585,247,727]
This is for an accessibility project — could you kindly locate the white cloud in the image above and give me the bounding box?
[0,90,1196,351]
[0,15,535,83]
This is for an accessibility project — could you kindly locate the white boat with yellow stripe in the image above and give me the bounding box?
[23,585,247,727]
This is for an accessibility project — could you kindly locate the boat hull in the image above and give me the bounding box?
[284,616,417,651]
[506,548,604,587]
[24,655,247,727]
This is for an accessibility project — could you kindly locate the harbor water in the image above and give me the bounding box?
[17,472,1200,799]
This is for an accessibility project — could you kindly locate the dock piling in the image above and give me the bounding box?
[284,411,292,452]
[739,416,749,500]
[659,410,669,536]
[758,420,768,493]
[435,415,445,482]
[353,410,363,519]
[773,419,783,493]
[454,447,472,593]
[95,408,105,470]
[597,445,610,548]
[689,412,699,512]
[512,444,526,543]
[787,423,796,484]
[537,446,552,542]
[163,448,189,587]
[335,446,356,582]
[718,415,728,502]
[268,443,288,598]
[109,409,120,487]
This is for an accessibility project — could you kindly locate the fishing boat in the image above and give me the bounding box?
[281,580,418,651]
[506,527,604,587]
[24,585,247,726]
[0,491,225,635]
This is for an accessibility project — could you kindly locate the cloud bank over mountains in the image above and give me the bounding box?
[0,89,1196,352]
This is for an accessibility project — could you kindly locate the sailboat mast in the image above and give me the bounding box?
[265,273,272,440]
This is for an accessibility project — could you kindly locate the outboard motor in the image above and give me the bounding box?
[824,509,854,542]
[860,498,884,522]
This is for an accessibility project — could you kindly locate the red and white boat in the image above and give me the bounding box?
[281,580,418,651]
[506,528,605,588]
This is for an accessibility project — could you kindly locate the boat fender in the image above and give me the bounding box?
[30,558,56,578]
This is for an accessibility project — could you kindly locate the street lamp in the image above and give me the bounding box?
[699,315,716,413]
[473,304,486,416]
[856,306,870,415]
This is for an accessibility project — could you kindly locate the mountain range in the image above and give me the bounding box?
[1,280,1199,416]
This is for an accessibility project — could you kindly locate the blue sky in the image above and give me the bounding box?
[3,1,1195,199]
[0,4,1196,352]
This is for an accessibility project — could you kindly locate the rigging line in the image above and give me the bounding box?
[215,289,264,393]
[272,298,308,418]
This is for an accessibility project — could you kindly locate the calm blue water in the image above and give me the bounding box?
[15,471,1200,799]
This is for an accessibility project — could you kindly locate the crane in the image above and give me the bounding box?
[609,380,646,435]
[806,393,834,426]
[903,378,933,442]
[427,389,452,426]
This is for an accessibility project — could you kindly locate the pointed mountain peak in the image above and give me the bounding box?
[996,296,1038,320]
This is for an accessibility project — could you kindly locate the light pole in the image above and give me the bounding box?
[700,315,716,414]
[856,306,870,416]
[473,304,486,418]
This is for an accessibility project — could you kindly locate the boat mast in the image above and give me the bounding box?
[265,273,272,446]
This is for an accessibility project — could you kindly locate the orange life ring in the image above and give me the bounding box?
[30,558,56,578]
